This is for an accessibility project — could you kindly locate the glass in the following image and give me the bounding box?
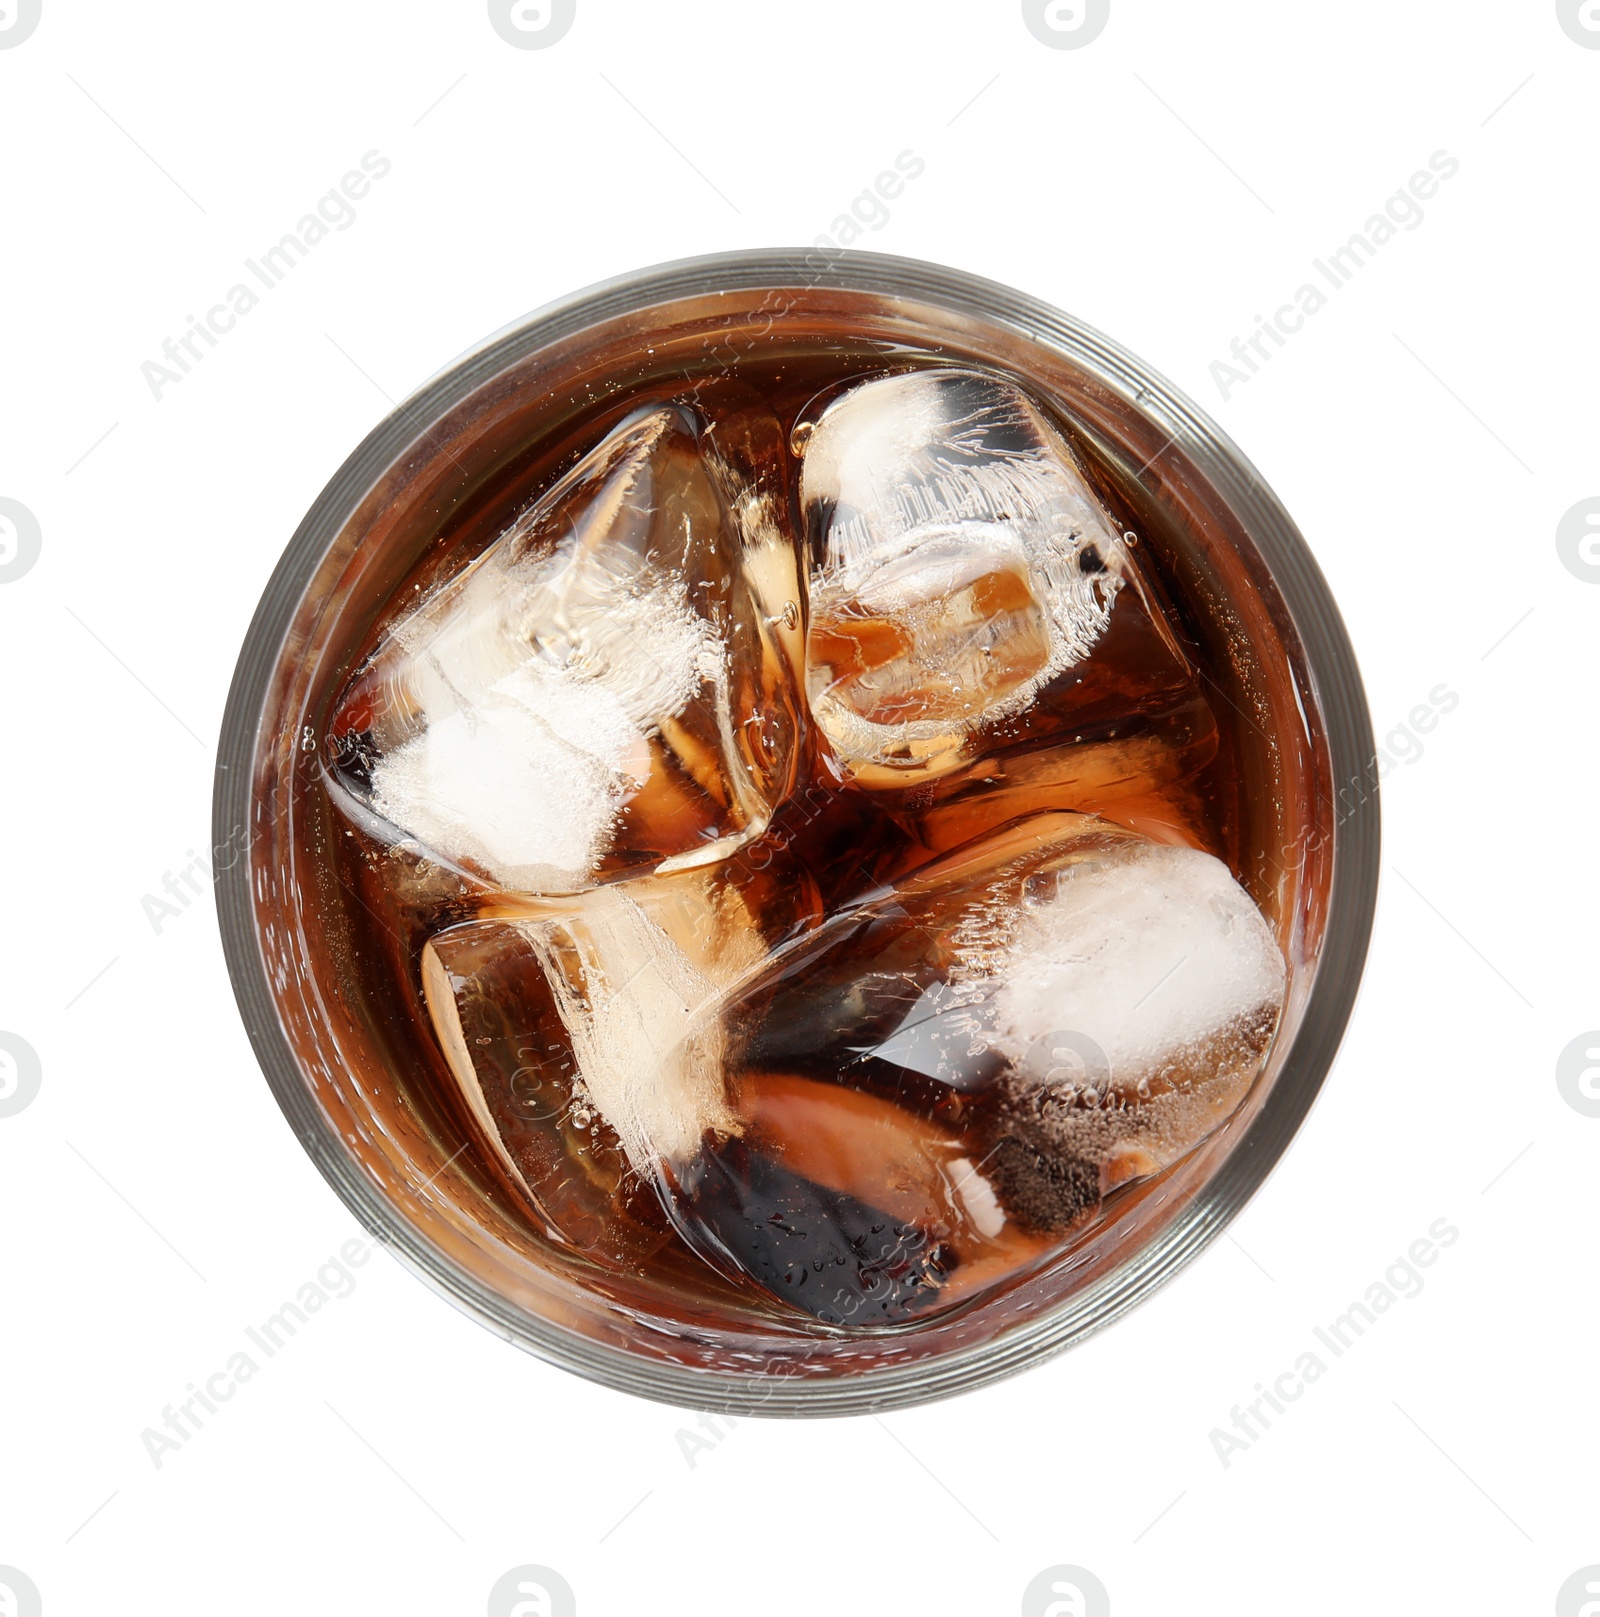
[214,251,1378,1414]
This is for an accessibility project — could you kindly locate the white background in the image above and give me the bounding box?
[1,3,1594,1613]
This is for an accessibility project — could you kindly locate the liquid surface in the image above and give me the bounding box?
[318,350,1285,1335]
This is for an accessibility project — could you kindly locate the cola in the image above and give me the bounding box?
[319,348,1286,1332]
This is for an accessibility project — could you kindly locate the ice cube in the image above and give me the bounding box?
[424,840,1002,1325]
[420,852,822,1269]
[797,368,1133,785]
[977,829,1286,1229]
[673,1128,955,1327]
[724,811,1286,1237]
[675,1074,1057,1325]
[421,918,675,1270]
[329,398,805,894]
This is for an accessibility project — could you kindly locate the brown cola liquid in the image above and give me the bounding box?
[307,333,1262,1337]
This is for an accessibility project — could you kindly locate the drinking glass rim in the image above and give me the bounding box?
[213,248,1379,1416]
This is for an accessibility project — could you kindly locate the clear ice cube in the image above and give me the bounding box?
[422,918,675,1270]
[329,398,805,894]
[725,811,1286,1236]
[798,368,1134,785]
[420,853,822,1269]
